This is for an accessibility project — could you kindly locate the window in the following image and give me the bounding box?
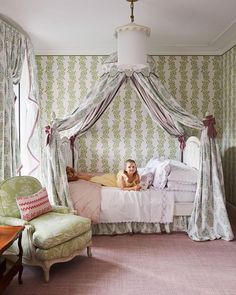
[14,54,35,176]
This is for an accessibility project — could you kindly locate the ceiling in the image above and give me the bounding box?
[1,0,236,55]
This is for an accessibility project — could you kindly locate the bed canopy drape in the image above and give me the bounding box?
[45,54,233,241]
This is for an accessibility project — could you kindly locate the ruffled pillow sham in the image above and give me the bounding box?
[139,158,198,190]
[167,160,198,184]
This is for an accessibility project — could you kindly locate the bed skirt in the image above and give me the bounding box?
[92,216,190,235]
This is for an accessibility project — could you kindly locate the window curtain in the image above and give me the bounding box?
[0,16,41,181]
[0,18,26,180]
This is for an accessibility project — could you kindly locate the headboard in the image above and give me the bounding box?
[61,135,201,171]
[183,136,200,170]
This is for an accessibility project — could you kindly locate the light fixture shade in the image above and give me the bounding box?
[115,23,151,66]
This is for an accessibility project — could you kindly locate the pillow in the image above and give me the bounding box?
[140,172,154,190]
[16,188,52,221]
[168,167,198,184]
[166,181,197,192]
[152,160,171,189]
[168,159,189,170]
[144,157,162,174]
[137,167,145,176]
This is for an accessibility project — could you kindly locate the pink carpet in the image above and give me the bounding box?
[4,207,236,295]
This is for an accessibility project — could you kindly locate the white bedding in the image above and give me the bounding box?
[99,187,182,224]
[166,182,197,192]
[169,190,195,203]
[69,179,195,224]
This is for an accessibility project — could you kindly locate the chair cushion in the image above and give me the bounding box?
[0,176,42,218]
[29,212,91,250]
[35,230,92,261]
[16,188,52,221]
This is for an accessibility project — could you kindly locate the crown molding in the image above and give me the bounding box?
[35,43,235,56]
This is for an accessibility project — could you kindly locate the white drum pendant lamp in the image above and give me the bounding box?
[115,0,151,66]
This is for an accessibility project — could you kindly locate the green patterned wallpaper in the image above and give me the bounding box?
[36,55,222,175]
[222,46,236,205]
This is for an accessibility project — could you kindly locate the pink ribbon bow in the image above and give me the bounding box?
[178,135,186,151]
[203,115,217,138]
[69,135,76,149]
[45,125,52,145]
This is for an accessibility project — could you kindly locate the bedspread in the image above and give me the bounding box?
[99,187,175,224]
[68,181,175,224]
[68,179,101,223]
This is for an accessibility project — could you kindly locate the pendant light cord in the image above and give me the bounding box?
[127,0,138,23]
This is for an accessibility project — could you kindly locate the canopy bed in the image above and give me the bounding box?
[62,135,199,235]
[44,54,234,242]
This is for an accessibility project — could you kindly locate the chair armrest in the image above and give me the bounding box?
[0,216,29,226]
[51,205,72,214]
[0,216,36,260]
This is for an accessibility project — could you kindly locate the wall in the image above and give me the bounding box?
[36,55,222,174]
[222,46,236,206]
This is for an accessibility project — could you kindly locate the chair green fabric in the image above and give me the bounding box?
[0,176,92,282]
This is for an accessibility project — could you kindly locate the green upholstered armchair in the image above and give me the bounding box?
[0,176,92,282]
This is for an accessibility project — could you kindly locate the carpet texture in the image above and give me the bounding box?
[4,206,236,295]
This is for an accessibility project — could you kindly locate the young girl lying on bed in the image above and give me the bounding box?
[117,159,141,191]
[66,166,98,182]
[66,166,118,186]
[66,159,141,191]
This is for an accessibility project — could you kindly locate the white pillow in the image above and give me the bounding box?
[144,157,162,174]
[140,172,154,190]
[137,167,145,176]
[152,160,171,189]
[168,167,198,184]
[168,159,190,170]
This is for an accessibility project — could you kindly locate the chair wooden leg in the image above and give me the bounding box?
[18,264,23,284]
[87,246,92,257]
[42,263,51,283]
